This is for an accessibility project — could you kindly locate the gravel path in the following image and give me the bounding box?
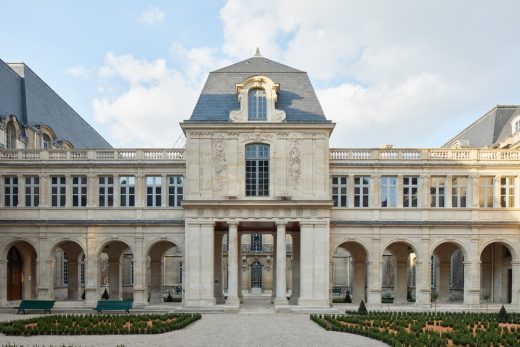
[0,313,388,347]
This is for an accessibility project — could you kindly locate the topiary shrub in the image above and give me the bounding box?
[345,292,352,303]
[357,300,368,315]
[497,305,509,323]
[101,288,109,300]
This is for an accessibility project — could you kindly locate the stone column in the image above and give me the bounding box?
[132,234,146,307]
[415,257,431,307]
[352,260,365,304]
[439,261,450,301]
[290,232,300,304]
[371,175,380,207]
[366,230,382,307]
[420,175,430,208]
[271,232,277,302]
[135,174,144,208]
[397,175,404,208]
[113,175,120,207]
[214,232,224,304]
[225,222,239,307]
[395,261,408,303]
[493,176,501,208]
[149,260,162,304]
[511,261,520,307]
[37,236,52,299]
[85,229,99,305]
[87,174,96,208]
[108,260,120,299]
[470,174,479,208]
[65,174,73,207]
[161,174,167,207]
[17,175,24,207]
[275,223,288,306]
[446,175,453,208]
[68,260,79,300]
[238,235,243,303]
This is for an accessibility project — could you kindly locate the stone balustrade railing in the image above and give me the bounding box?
[329,148,520,161]
[0,148,185,161]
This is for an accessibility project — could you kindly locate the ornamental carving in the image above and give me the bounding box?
[214,135,227,191]
[289,140,302,186]
[242,128,272,143]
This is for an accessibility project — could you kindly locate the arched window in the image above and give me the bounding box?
[245,144,269,196]
[250,234,262,252]
[6,122,16,149]
[512,116,520,134]
[250,260,262,289]
[248,88,267,121]
[42,134,51,149]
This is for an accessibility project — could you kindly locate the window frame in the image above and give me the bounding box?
[51,176,66,207]
[451,176,468,208]
[24,176,39,207]
[500,176,515,208]
[332,176,348,207]
[245,143,270,197]
[120,176,135,207]
[4,176,19,207]
[479,176,494,208]
[98,176,114,207]
[403,176,419,208]
[247,88,267,121]
[146,176,162,207]
[353,176,370,208]
[380,176,397,208]
[168,175,183,207]
[72,176,87,207]
[430,176,446,208]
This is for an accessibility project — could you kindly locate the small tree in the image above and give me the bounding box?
[482,294,490,313]
[358,300,368,315]
[431,291,439,314]
[497,305,509,323]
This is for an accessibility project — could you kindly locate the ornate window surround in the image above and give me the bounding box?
[230,75,286,123]
[511,115,520,134]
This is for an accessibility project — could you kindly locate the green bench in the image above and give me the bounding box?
[16,300,55,314]
[93,300,133,313]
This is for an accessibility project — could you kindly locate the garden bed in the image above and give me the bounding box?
[311,310,520,346]
[0,313,201,336]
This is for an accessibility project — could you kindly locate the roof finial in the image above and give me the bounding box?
[255,47,261,57]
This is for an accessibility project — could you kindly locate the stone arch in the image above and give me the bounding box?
[333,240,368,304]
[431,241,466,303]
[480,241,515,304]
[5,241,37,301]
[146,240,182,304]
[97,239,134,300]
[480,239,517,261]
[381,240,418,304]
[1,238,38,260]
[49,239,86,301]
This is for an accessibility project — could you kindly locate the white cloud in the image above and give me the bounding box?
[139,5,165,26]
[66,65,91,79]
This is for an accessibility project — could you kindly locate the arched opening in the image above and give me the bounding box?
[147,240,181,304]
[333,241,367,304]
[6,241,37,301]
[480,242,513,304]
[431,242,465,303]
[6,121,17,149]
[248,88,267,121]
[52,241,85,301]
[99,241,133,300]
[382,242,416,304]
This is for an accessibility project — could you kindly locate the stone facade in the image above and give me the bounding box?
[1,53,519,311]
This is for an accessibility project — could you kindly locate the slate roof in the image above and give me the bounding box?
[189,55,329,123]
[443,105,520,148]
[0,59,111,148]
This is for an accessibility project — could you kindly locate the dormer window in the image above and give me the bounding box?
[42,134,51,149]
[248,89,267,121]
[6,121,16,149]
[512,116,520,134]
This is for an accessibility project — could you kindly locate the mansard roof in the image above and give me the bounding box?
[0,59,111,148]
[189,54,329,123]
[443,105,520,148]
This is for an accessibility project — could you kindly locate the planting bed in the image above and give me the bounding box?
[0,313,201,336]
[311,311,520,346]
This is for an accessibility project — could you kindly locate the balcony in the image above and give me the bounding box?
[0,148,185,161]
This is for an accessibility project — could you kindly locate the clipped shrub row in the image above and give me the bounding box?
[311,306,520,347]
[0,313,201,336]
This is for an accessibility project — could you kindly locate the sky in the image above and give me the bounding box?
[2,0,520,148]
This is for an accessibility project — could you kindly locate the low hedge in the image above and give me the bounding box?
[0,313,201,336]
[311,309,520,347]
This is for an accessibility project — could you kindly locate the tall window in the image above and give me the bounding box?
[120,176,135,207]
[380,176,397,207]
[62,253,68,285]
[42,134,51,149]
[451,176,468,208]
[430,176,446,207]
[251,234,262,252]
[250,261,262,288]
[25,176,39,207]
[98,176,114,207]
[332,176,348,207]
[51,176,66,207]
[6,122,16,149]
[479,176,494,208]
[431,255,437,288]
[403,176,419,208]
[80,254,86,285]
[354,176,370,207]
[4,176,18,207]
[248,89,267,121]
[168,175,183,207]
[146,176,162,207]
[500,176,515,208]
[245,144,269,196]
[72,176,87,207]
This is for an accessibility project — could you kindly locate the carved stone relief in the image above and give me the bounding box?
[214,134,227,191]
[289,140,302,186]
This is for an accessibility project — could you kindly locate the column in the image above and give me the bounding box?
[237,234,243,303]
[135,173,145,208]
[17,175,24,207]
[113,175,120,207]
[275,222,288,306]
[214,232,224,304]
[0,260,6,304]
[415,258,431,306]
[352,260,365,304]
[271,232,277,303]
[225,222,239,306]
[37,236,52,299]
[464,239,481,307]
[420,174,430,208]
[85,228,99,305]
[439,260,450,301]
[149,260,162,303]
[65,174,73,207]
[133,234,146,306]
[68,259,79,300]
[446,175,453,208]
[371,175,380,207]
[470,174,479,208]
[289,232,300,304]
[395,261,408,303]
[493,176,501,208]
[87,174,96,208]
[366,229,382,307]
[511,261,520,307]
[161,174,167,207]
[397,175,404,208]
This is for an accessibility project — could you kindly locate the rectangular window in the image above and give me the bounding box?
[479,176,494,208]
[62,253,68,285]
[354,176,370,207]
[98,176,114,207]
[4,176,18,207]
[451,176,468,208]
[403,176,419,208]
[332,176,348,207]
[51,176,66,207]
[80,254,85,285]
[168,175,183,207]
[72,176,87,207]
[146,176,162,207]
[500,176,515,208]
[25,176,39,207]
[430,176,446,207]
[120,176,135,207]
[380,176,397,207]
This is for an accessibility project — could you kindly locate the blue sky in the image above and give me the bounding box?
[2,1,520,148]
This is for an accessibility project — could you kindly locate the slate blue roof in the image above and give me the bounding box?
[0,59,111,148]
[443,105,520,148]
[189,55,329,123]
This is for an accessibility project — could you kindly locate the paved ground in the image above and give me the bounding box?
[0,312,388,347]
